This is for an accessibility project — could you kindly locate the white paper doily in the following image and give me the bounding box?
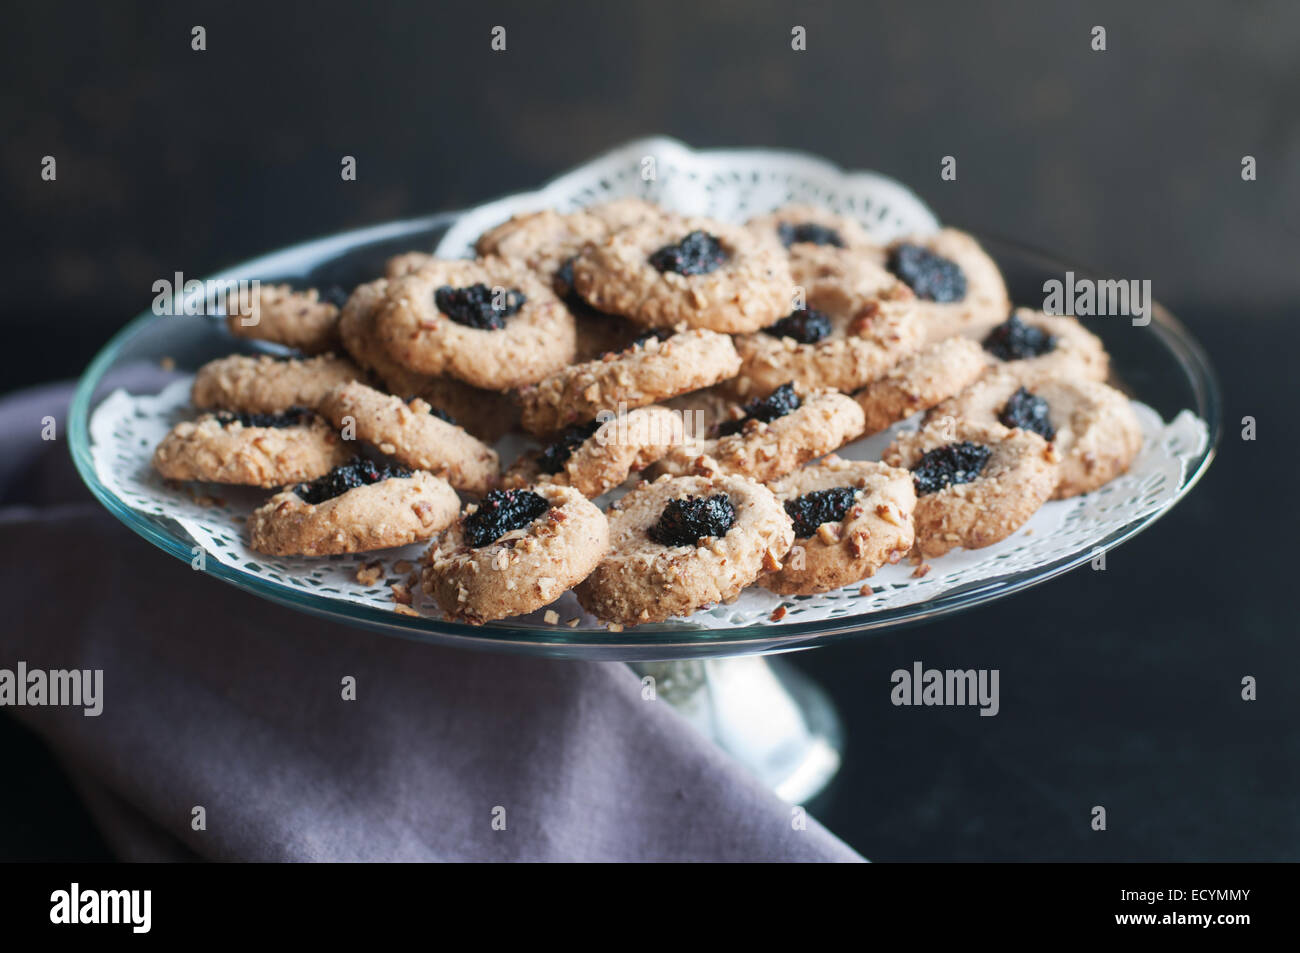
[435,137,941,259]
[90,377,1206,631]
[87,139,1207,631]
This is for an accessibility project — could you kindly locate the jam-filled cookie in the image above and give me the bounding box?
[980,308,1109,382]
[248,459,459,556]
[575,473,794,625]
[883,419,1058,558]
[422,486,609,624]
[927,368,1141,499]
[572,218,793,334]
[762,457,917,595]
[885,229,1009,345]
[336,278,518,442]
[746,204,879,253]
[504,405,686,499]
[318,381,499,496]
[853,336,990,435]
[729,256,920,398]
[518,328,740,435]
[153,408,350,487]
[375,257,575,390]
[191,353,362,414]
[225,283,345,354]
[652,384,865,484]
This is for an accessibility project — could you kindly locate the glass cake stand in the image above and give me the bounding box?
[67,212,1220,803]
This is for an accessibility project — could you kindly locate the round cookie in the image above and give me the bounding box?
[337,278,518,442]
[926,368,1142,499]
[422,486,609,624]
[729,262,921,398]
[518,328,740,435]
[882,419,1059,558]
[385,252,435,279]
[249,461,459,556]
[653,385,866,484]
[318,381,500,496]
[575,473,795,625]
[153,408,350,487]
[504,405,686,499]
[853,337,991,435]
[572,217,793,333]
[980,308,1110,382]
[885,229,1009,345]
[762,457,917,595]
[746,203,879,253]
[225,283,343,354]
[375,256,575,390]
[192,353,362,414]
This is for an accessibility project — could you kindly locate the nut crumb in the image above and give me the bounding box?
[859,583,873,596]
[393,604,419,617]
[390,582,413,605]
[543,609,560,624]
[912,562,932,578]
[566,617,581,628]
[1023,528,1034,537]
[770,606,787,621]
[607,623,624,633]
[356,561,384,586]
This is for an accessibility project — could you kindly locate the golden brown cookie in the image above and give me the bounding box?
[572,218,793,333]
[653,385,866,484]
[886,229,1009,344]
[336,278,518,442]
[225,283,343,354]
[318,381,499,496]
[422,486,609,624]
[883,419,1059,558]
[575,473,794,625]
[518,328,740,435]
[153,409,350,487]
[191,353,362,414]
[927,367,1141,499]
[980,308,1110,382]
[375,257,575,390]
[853,337,991,435]
[729,256,921,398]
[762,457,917,595]
[249,461,459,556]
[746,204,879,253]
[504,405,686,499]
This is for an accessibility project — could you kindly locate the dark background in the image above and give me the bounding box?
[2,0,1296,860]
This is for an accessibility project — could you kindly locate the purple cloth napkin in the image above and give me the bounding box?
[0,381,860,862]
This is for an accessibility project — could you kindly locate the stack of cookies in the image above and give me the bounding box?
[153,200,1142,626]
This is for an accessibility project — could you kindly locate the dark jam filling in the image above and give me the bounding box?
[214,406,313,429]
[648,231,729,276]
[982,313,1058,361]
[463,489,551,547]
[887,243,967,303]
[763,309,833,344]
[434,283,525,331]
[998,387,1055,440]
[537,420,603,474]
[911,442,992,496]
[647,494,737,547]
[784,486,859,539]
[715,382,802,437]
[293,458,412,505]
[776,222,844,248]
